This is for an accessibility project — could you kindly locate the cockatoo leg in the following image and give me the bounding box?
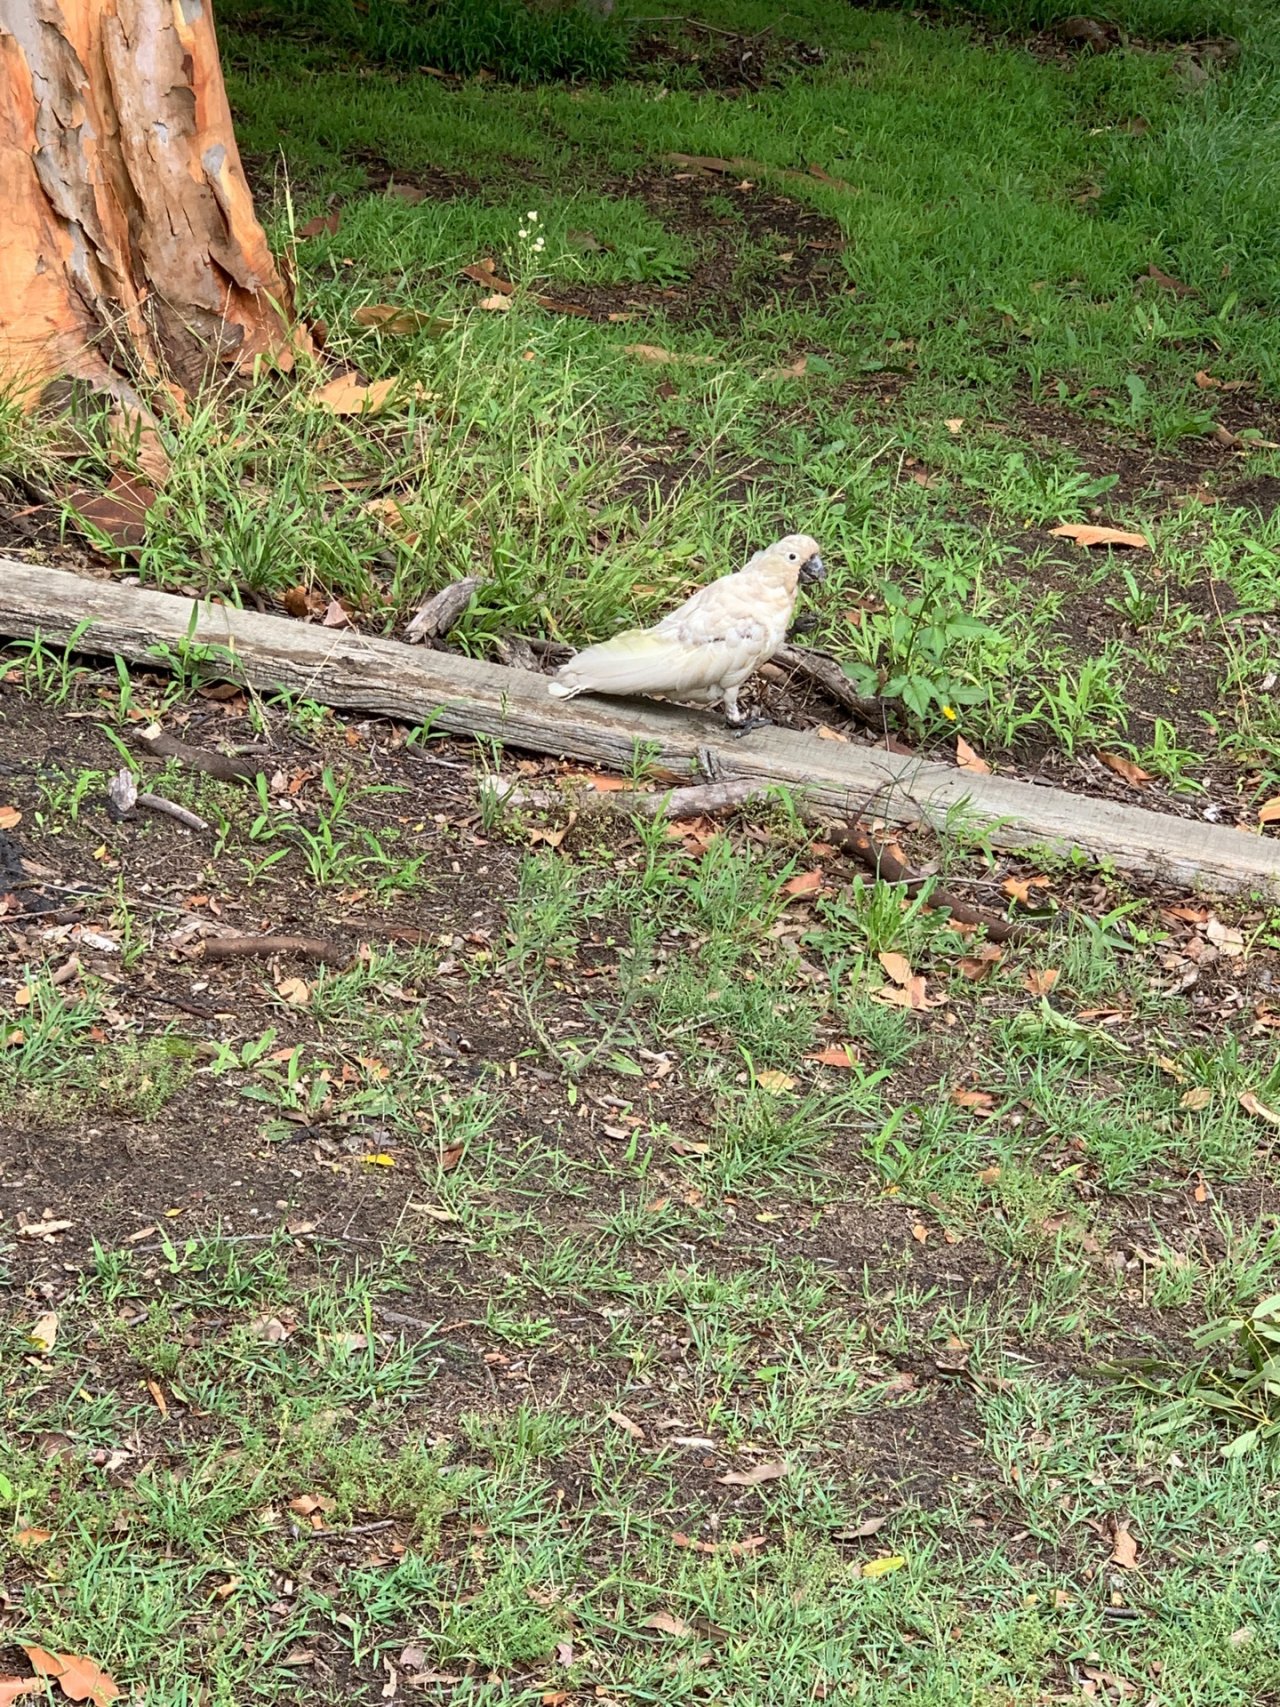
[722,685,771,738]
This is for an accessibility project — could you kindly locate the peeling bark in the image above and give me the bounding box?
[0,0,308,410]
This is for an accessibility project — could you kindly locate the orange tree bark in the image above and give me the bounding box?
[0,0,308,413]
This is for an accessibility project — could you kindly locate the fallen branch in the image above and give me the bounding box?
[480,775,767,820]
[405,576,484,643]
[770,643,888,729]
[136,792,209,832]
[107,766,208,831]
[133,724,268,784]
[2,561,1277,897]
[825,819,1036,944]
[194,934,347,964]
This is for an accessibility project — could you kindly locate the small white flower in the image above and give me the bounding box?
[518,227,528,239]
[526,210,538,222]
[534,236,545,252]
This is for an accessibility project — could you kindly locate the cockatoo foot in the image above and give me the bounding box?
[725,715,772,739]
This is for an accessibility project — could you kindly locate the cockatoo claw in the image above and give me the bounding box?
[726,715,772,739]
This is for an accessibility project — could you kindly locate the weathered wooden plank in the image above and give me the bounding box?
[2,559,1277,896]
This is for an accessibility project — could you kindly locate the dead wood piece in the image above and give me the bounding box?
[194,934,347,965]
[481,775,766,820]
[825,820,1032,944]
[772,643,888,727]
[405,576,484,643]
[134,725,267,784]
[136,792,209,833]
[2,560,1278,898]
[492,635,541,671]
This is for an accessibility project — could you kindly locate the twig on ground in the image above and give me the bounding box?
[135,792,209,832]
[133,724,269,784]
[304,1520,399,1543]
[193,934,348,964]
[107,766,208,831]
[770,644,889,729]
[824,818,1038,944]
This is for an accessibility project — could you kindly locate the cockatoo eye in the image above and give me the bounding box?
[788,551,797,561]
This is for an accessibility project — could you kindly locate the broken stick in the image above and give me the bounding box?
[194,935,347,964]
[825,819,1035,944]
[133,724,268,785]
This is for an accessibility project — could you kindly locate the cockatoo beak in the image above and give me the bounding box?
[800,552,825,584]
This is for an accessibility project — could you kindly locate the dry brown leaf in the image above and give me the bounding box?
[0,804,22,829]
[641,1612,692,1637]
[0,1680,42,1704]
[911,1222,929,1244]
[1144,262,1195,295]
[1194,369,1248,392]
[1179,1086,1212,1111]
[607,1410,644,1441]
[22,1649,120,1706]
[478,292,512,313]
[943,417,965,434]
[955,736,990,774]
[806,1046,857,1070]
[66,469,157,552]
[1002,873,1051,905]
[298,211,339,239]
[756,1069,797,1094]
[29,1310,58,1352]
[781,868,824,899]
[1258,796,1280,826]
[951,1087,994,1111]
[833,1514,889,1540]
[1026,967,1060,996]
[762,355,809,381]
[352,304,449,336]
[717,1458,789,1487]
[977,1164,1002,1186]
[1239,1090,1280,1126]
[1098,751,1154,788]
[305,374,426,416]
[1050,524,1150,550]
[1206,916,1245,957]
[364,497,423,550]
[276,976,311,1007]
[1109,1522,1139,1569]
[958,944,1003,982]
[878,951,912,987]
[146,1379,168,1416]
[14,1527,52,1549]
[624,343,716,366]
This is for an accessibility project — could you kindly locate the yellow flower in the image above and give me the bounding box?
[941,705,957,721]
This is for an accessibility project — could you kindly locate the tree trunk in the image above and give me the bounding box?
[0,0,308,416]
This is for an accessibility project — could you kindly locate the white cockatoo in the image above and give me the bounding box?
[548,534,825,731]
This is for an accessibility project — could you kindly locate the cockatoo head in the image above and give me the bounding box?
[770,533,825,584]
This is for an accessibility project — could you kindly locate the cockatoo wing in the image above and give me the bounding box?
[548,624,761,700]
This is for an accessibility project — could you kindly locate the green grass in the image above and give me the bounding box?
[3,12,1280,1696]
[4,0,1272,778]
[2,711,1280,1703]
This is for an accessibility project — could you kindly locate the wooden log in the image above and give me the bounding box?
[2,560,1277,897]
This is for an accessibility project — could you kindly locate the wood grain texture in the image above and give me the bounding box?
[3,560,1277,897]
